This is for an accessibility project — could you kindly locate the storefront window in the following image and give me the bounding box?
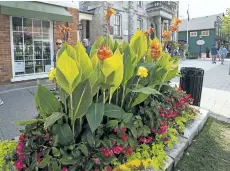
[12,17,52,76]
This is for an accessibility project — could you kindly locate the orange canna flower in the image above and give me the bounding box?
[143,30,149,35]
[170,25,179,32]
[150,41,162,59]
[162,31,171,38]
[174,18,182,25]
[149,27,155,34]
[97,45,111,61]
[104,8,115,21]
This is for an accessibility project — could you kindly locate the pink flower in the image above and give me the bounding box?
[123,146,133,156]
[158,124,168,135]
[121,127,127,132]
[62,167,68,171]
[92,158,101,164]
[105,165,112,171]
[19,134,25,141]
[119,135,129,141]
[99,147,113,157]
[112,146,124,155]
[114,128,119,132]
[14,160,26,170]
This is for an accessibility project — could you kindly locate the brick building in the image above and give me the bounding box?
[0,1,79,83]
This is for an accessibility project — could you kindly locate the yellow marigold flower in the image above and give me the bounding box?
[48,68,56,81]
[137,66,148,78]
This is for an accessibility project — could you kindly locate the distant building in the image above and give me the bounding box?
[79,1,179,43]
[178,13,230,56]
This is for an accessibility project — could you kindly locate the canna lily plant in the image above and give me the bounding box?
[10,7,197,171]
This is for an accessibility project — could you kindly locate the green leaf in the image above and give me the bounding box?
[122,113,133,123]
[72,79,92,119]
[44,112,65,129]
[35,84,61,118]
[86,103,105,133]
[113,40,120,53]
[131,93,149,107]
[50,161,60,170]
[106,120,119,128]
[79,144,88,156]
[104,104,124,119]
[132,87,162,95]
[52,147,60,157]
[38,154,50,168]
[60,157,77,165]
[13,119,43,126]
[75,41,93,80]
[56,51,81,94]
[130,30,148,64]
[122,45,135,87]
[52,123,73,146]
[87,131,95,147]
[131,127,138,139]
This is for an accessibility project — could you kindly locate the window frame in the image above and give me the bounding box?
[201,30,209,36]
[114,14,122,37]
[10,16,54,78]
[190,32,197,37]
[137,18,143,31]
[138,1,143,7]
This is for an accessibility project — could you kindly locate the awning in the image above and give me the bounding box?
[0,1,73,22]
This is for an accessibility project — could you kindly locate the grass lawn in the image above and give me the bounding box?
[174,118,230,171]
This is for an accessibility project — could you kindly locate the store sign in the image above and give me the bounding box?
[196,40,205,45]
[14,62,25,73]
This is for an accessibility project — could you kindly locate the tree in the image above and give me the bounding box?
[222,8,230,35]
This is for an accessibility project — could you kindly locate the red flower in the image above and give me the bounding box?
[36,152,41,165]
[114,128,119,132]
[100,147,113,157]
[62,167,68,171]
[14,160,26,170]
[160,110,165,117]
[105,165,112,171]
[121,127,127,132]
[123,146,133,156]
[158,124,168,135]
[178,87,182,91]
[19,134,25,141]
[112,146,124,155]
[119,135,129,141]
[92,158,101,165]
[139,136,152,144]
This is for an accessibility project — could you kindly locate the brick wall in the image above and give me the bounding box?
[53,7,79,51]
[0,15,12,83]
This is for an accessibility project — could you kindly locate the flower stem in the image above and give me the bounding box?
[103,89,106,104]
[69,93,75,137]
[121,85,126,108]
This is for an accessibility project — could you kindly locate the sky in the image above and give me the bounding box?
[179,0,230,19]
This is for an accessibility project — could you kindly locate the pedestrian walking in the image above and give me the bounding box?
[220,45,228,65]
[211,45,218,64]
[53,39,63,68]
[82,38,91,56]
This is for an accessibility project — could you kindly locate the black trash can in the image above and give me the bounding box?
[179,67,204,106]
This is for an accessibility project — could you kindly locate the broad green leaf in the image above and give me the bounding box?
[60,157,78,165]
[87,131,95,147]
[101,50,122,77]
[79,144,88,156]
[38,154,50,168]
[56,51,81,94]
[103,35,114,51]
[86,103,105,133]
[130,30,148,64]
[113,40,119,53]
[122,46,135,86]
[132,87,162,95]
[106,120,119,128]
[164,66,179,82]
[156,52,170,67]
[75,41,93,80]
[122,113,133,123]
[72,79,92,119]
[13,119,43,126]
[104,104,124,119]
[90,36,104,58]
[109,54,123,99]
[44,112,65,129]
[35,84,61,118]
[131,127,138,138]
[52,123,73,146]
[52,147,60,157]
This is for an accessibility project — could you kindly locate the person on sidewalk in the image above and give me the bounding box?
[211,45,218,64]
[82,38,91,56]
[220,45,228,65]
[53,39,63,68]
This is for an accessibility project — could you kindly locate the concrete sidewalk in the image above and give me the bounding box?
[0,79,54,140]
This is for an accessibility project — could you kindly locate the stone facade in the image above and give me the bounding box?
[79,1,179,43]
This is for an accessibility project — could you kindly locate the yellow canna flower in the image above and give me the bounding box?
[48,68,56,81]
[137,66,148,78]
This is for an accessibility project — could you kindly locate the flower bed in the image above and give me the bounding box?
[6,9,199,171]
